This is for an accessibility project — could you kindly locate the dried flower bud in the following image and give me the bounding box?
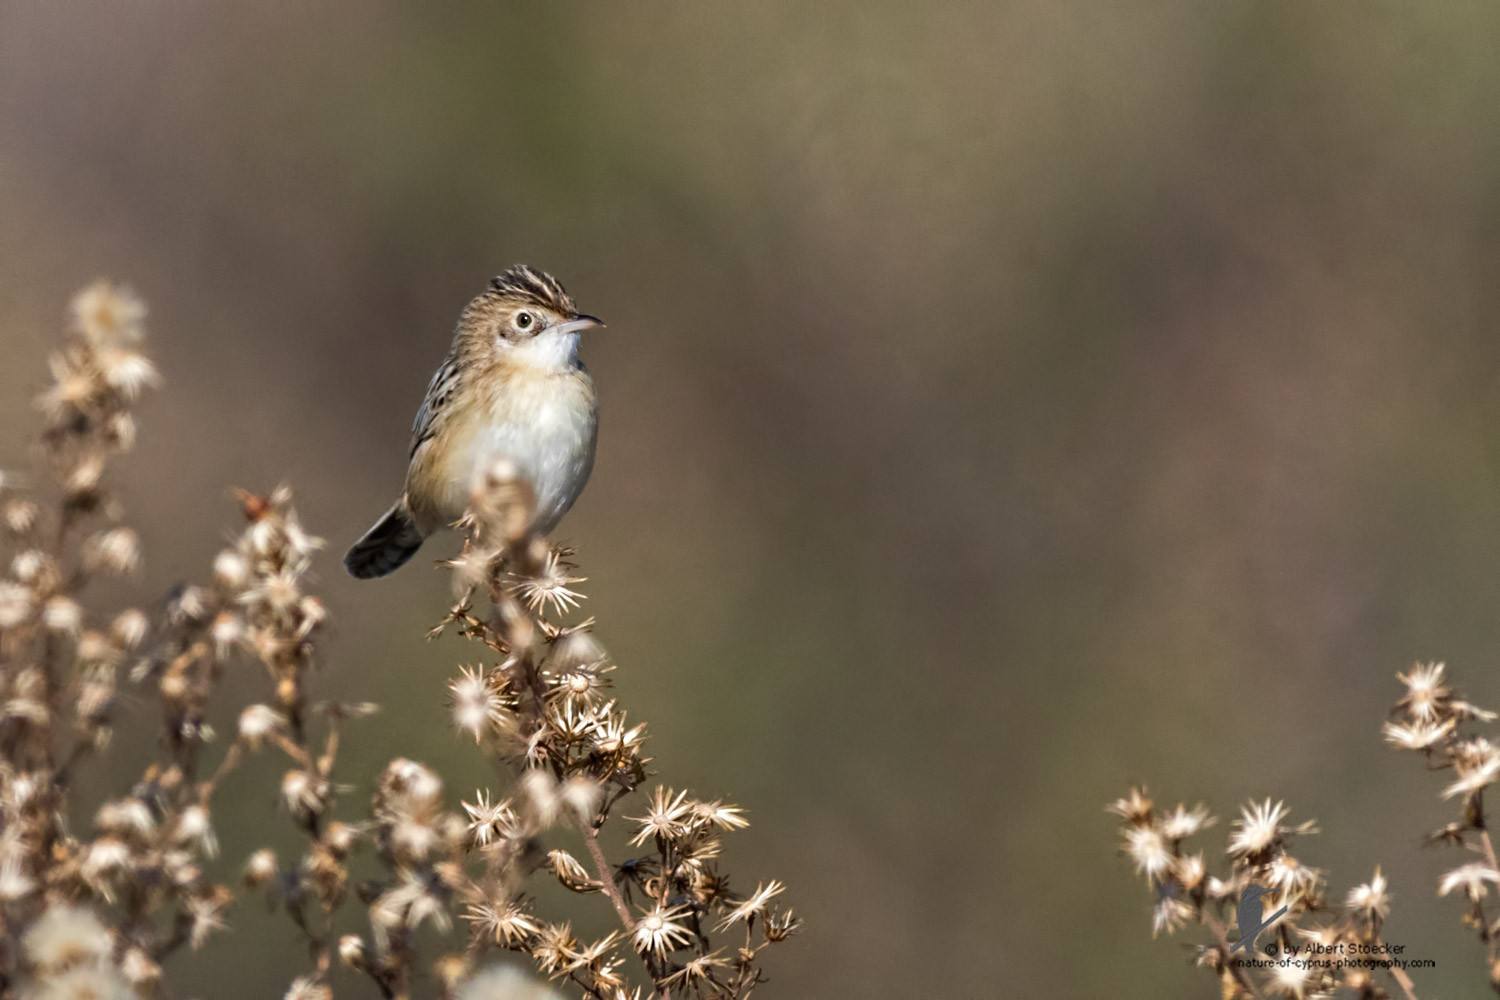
[169,585,211,625]
[211,611,242,657]
[281,770,328,819]
[159,669,188,702]
[391,819,439,863]
[80,838,132,898]
[23,905,114,974]
[337,934,366,969]
[174,805,218,857]
[0,581,34,629]
[42,595,82,635]
[95,799,156,841]
[283,975,332,1000]
[243,849,278,887]
[213,549,248,590]
[75,630,117,666]
[64,456,104,504]
[71,281,146,347]
[561,777,602,825]
[96,347,159,399]
[522,769,560,827]
[323,821,360,858]
[764,906,802,942]
[547,849,600,893]
[110,609,148,650]
[106,411,136,450]
[297,595,326,638]
[4,499,38,535]
[121,947,162,987]
[10,550,53,585]
[470,458,535,545]
[83,527,141,575]
[434,955,473,993]
[380,758,444,816]
[238,704,285,747]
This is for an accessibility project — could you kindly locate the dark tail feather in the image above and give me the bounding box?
[345,502,425,579]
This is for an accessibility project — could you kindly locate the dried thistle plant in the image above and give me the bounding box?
[0,283,797,1000]
[1111,662,1500,999]
[429,459,800,999]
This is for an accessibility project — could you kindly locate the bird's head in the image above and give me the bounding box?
[1241,884,1272,903]
[463,264,603,370]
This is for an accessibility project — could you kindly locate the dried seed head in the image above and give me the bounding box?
[211,611,243,656]
[379,758,444,817]
[63,456,105,504]
[0,581,34,629]
[121,946,162,987]
[213,549,249,590]
[1439,862,1500,900]
[508,548,586,617]
[632,903,694,957]
[337,934,366,969]
[1382,717,1455,751]
[23,905,114,974]
[522,769,561,827]
[110,609,148,650]
[71,281,146,347]
[464,898,540,948]
[79,838,132,899]
[42,595,83,636]
[1443,737,1500,801]
[75,631,118,667]
[1346,866,1390,924]
[105,411,136,450]
[83,527,140,575]
[238,704,285,747]
[448,665,509,742]
[455,966,563,1000]
[323,821,361,858]
[561,776,602,825]
[174,805,218,857]
[95,799,156,842]
[243,849,278,887]
[1265,854,1323,905]
[10,549,53,585]
[470,459,535,546]
[1158,803,1214,841]
[95,347,159,399]
[1395,661,1450,721]
[281,770,329,819]
[284,975,333,1000]
[1228,799,1315,860]
[4,500,38,535]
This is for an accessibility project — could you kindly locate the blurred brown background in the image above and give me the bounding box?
[5,2,1500,997]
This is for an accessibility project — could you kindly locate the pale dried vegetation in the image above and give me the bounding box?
[0,284,797,1000]
[1112,661,1500,999]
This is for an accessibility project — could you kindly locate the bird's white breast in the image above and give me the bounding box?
[443,367,598,535]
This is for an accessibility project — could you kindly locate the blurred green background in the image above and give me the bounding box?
[5,2,1500,996]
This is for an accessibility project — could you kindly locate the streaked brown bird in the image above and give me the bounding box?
[345,265,603,578]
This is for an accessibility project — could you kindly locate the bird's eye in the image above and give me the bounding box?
[515,311,534,330]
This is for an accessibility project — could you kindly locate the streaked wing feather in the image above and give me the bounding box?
[410,354,462,457]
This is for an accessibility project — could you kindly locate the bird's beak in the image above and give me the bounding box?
[553,314,604,336]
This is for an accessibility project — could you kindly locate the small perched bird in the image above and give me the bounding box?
[345,265,603,579]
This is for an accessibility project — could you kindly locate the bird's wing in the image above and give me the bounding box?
[410,353,463,458]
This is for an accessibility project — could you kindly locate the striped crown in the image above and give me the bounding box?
[488,264,575,315]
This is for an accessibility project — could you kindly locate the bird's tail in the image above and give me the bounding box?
[344,501,425,579]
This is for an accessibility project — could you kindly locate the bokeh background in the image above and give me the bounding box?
[5,2,1500,996]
